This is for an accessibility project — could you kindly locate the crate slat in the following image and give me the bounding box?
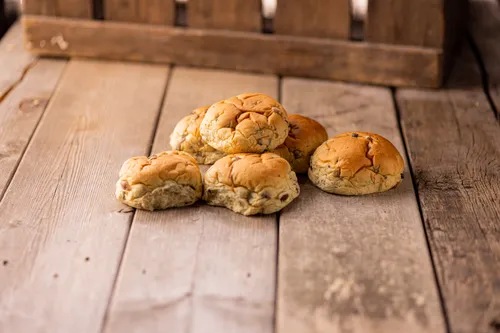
[105,0,175,25]
[187,0,261,32]
[23,0,93,18]
[23,0,55,16]
[23,15,443,88]
[365,0,444,47]
[274,0,350,39]
[23,0,56,16]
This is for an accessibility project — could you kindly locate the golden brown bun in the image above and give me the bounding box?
[308,132,404,195]
[203,153,300,215]
[116,151,202,210]
[199,93,289,154]
[272,114,328,173]
[170,106,226,165]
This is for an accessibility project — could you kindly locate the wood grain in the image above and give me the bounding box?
[23,0,92,18]
[105,0,174,25]
[277,78,446,333]
[23,16,443,88]
[104,67,278,333]
[469,0,500,118]
[365,0,444,47]
[397,42,500,333]
[275,0,350,39]
[188,0,261,32]
[0,60,169,333]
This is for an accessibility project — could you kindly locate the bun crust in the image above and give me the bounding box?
[203,153,300,215]
[199,93,289,154]
[116,151,202,210]
[170,106,226,165]
[272,114,328,173]
[308,132,404,195]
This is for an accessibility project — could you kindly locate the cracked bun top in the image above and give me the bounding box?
[272,114,328,173]
[203,152,300,215]
[169,106,226,165]
[205,153,294,192]
[119,151,202,189]
[308,132,404,195]
[116,151,203,210]
[199,93,289,154]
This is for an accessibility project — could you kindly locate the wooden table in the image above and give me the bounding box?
[0,1,499,333]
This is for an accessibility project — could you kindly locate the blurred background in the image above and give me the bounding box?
[0,0,20,36]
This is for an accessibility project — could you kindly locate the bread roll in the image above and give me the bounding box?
[272,114,328,173]
[203,153,299,215]
[200,93,289,154]
[309,132,404,195]
[170,106,226,165]
[116,151,202,210]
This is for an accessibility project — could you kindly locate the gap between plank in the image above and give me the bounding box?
[0,60,68,203]
[0,59,38,103]
[390,87,452,333]
[466,32,500,123]
[149,66,175,153]
[273,75,284,333]
[93,0,104,20]
[185,215,205,333]
[98,65,174,333]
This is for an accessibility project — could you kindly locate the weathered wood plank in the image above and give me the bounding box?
[277,78,446,333]
[397,43,500,333]
[0,22,35,100]
[105,0,174,25]
[469,0,500,117]
[0,60,169,333]
[1,23,65,199]
[275,0,350,39]
[23,0,92,18]
[23,16,443,88]
[365,0,444,47]
[104,67,278,333]
[188,0,261,32]
[0,58,66,196]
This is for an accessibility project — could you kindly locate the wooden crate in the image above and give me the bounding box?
[21,0,468,88]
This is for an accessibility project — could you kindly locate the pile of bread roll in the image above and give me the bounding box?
[116,93,404,216]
